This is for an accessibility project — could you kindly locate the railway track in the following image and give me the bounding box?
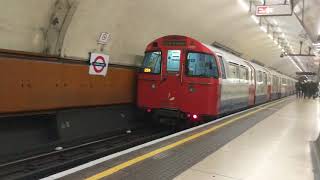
[0,125,172,180]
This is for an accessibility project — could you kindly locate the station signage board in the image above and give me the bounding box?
[89,53,109,76]
[256,5,292,16]
[97,32,111,45]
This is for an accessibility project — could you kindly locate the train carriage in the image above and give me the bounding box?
[205,45,253,113]
[137,35,294,124]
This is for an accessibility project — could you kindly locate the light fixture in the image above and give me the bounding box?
[277,27,282,32]
[237,0,301,73]
[288,56,303,71]
[251,15,260,24]
[290,47,294,52]
[238,0,250,12]
[260,26,267,33]
[272,19,278,25]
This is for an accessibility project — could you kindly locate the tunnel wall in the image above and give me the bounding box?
[0,0,302,75]
[0,49,137,114]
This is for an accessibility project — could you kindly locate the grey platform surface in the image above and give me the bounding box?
[61,99,293,180]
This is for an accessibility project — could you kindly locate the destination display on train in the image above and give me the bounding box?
[162,41,186,46]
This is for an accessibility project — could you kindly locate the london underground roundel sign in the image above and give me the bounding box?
[89,53,109,76]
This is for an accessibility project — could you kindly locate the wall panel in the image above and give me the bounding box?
[0,53,136,114]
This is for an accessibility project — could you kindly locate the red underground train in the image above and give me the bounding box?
[137,35,295,124]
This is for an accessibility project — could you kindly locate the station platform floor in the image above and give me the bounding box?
[44,97,320,180]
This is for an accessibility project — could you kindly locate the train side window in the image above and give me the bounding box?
[239,66,249,80]
[263,72,267,84]
[186,52,218,78]
[257,71,263,82]
[228,63,239,79]
[217,55,226,79]
[273,75,277,87]
[282,78,286,85]
[141,51,162,74]
[251,69,254,81]
[245,68,249,80]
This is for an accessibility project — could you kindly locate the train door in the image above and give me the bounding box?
[160,49,184,109]
[266,71,272,101]
[245,62,255,106]
[217,55,228,113]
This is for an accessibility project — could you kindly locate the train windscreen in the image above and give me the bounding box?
[186,52,218,78]
[141,51,161,74]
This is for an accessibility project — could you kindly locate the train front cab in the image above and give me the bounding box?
[137,35,221,124]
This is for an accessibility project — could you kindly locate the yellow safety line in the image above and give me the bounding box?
[86,99,287,180]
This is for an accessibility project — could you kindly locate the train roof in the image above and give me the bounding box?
[150,35,295,80]
[203,42,295,80]
[203,44,246,66]
[203,43,266,71]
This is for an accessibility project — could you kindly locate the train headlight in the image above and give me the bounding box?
[151,84,156,89]
[144,68,152,73]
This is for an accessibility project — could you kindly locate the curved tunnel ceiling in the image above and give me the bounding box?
[0,0,319,77]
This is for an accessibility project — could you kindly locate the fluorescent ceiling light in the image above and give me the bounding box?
[251,15,260,24]
[295,57,305,69]
[288,56,303,71]
[260,26,267,33]
[277,27,282,32]
[238,0,249,12]
[272,19,278,25]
